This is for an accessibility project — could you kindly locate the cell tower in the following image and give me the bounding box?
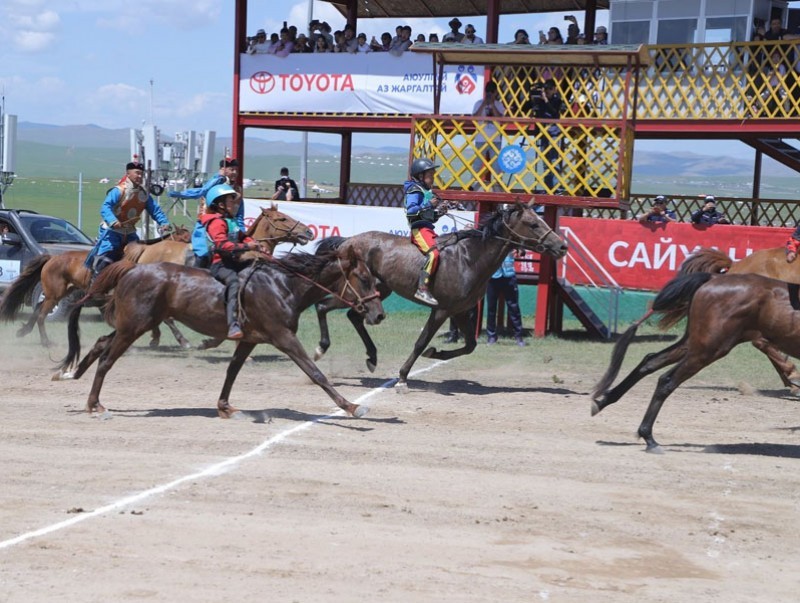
[0,97,18,209]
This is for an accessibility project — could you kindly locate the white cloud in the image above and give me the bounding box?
[0,4,60,53]
[12,31,57,52]
[93,0,221,30]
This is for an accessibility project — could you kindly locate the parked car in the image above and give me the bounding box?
[0,208,95,318]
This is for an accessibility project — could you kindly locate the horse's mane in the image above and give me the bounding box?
[267,247,339,280]
[316,236,347,254]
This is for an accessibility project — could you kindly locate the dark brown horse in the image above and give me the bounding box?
[53,246,384,418]
[592,271,800,453]
[313,202,568,387]
[680,246,800,393]
[0,205,313,347]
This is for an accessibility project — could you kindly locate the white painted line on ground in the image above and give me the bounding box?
[0,360,449,551]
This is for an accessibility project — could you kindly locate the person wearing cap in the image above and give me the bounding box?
[200,184,263,340]
[463,24,484,45]
[87,158,171,278]
[442,18,465,43]
[356,32,372,52]
[404,157,447,306]
[639,195,677,224]
[691,196,730,225]
[593,26,608,45]
[246,29,270,54]
[170,157,244,229]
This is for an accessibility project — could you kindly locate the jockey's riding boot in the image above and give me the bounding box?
[227,322,244,340]
[89,255,114,291]
[413,271,438,306]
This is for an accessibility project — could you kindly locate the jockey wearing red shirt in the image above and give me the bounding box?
[200,184,262,339]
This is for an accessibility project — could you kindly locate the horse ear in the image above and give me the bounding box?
[270,202,278,211]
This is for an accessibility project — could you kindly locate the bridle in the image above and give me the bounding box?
[500,210,559,254]
[252,211,308,244]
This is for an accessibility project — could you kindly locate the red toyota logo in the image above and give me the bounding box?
[250,71,275,94]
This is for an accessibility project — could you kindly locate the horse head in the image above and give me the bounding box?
[170,225,192,243]
[251,204,314,247]
[337,246,385,326]
[499,202,568,258]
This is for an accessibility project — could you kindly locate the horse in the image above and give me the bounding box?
[52,246,385,418]
[591,271,800,453]
[0,205,313,347]
[313,202,568,387]
[680,246,800,393]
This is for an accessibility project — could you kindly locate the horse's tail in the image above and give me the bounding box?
[122,242,147,263]
[592,320,643,399]
[679,248,731,275]
[0,254,51,321]
[58,303,83,373]
[315,236,348,254]
[86,260,137,299]
[653,272,714,330]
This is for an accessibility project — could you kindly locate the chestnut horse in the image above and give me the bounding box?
[54,246,385,418]
[313,202,568,387]
[680,246,800,393]
[0,204,313,347]
[592,272,800,453]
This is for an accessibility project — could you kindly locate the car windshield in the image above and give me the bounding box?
[20,215,94,245]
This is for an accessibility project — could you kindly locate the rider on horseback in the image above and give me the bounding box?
[87,158,171,279]
[405,157,447,306]
[786,227,800,262]
[201,183,263,340]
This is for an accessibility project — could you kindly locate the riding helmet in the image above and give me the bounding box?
[206,183,237,207]
[410,157,439,179]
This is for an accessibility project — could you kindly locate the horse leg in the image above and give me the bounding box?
[197,336,225,351]
[397,309,450,388]
[272,331,367,417]
[84,330,140,414]
[346,308,379,372]
[33,298,57,347]
[149,324,162,348]
[163,318,192,349]
[421,309,477,361]
[751,338,800,394]
[591,338,687,416]
[53,331,116,381]
[217,341,256,418]
[313,299,336,361]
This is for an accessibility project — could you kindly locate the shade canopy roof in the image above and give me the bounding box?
[411,43,650,68]
[319,0,609,19]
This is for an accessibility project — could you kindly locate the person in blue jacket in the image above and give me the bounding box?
[171,157,245,229]
[86,159,171,278]
[485,252,525,346]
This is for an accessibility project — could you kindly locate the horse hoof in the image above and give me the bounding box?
[395,381,408,394]
[180,341,192,350]
[352,405,369,418]
[313,346,326,361]
[52,370,75,381]
[590,400,601,416]
[791,385,800,397]
[645,444,665,455]
[149,339,159,349]
[93,410,114,421]
[421,347,435,358]
[366,359,376,373]
[217,404,241,419]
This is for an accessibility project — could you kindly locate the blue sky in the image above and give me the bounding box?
[0,0,758,160]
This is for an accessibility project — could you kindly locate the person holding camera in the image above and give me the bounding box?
[638,195,677,224]
[691,196,729,226]
[522,79,565,191]
[471,81,505,190]
[274,167,299,201]
[246,29,270,54]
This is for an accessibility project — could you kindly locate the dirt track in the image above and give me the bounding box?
[1,323,799,603]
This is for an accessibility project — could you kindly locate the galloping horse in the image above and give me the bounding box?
[0,204,313,347]
[313,202,568,387]
[680,246,800,393]
[592,271,800,453]
[53,246,385,418]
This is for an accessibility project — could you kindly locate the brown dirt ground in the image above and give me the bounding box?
[1,326,799,603]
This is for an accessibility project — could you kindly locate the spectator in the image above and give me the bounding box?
[764,17,798,40]
[691,196,730,225]
[392,25,403,44]
[486,252,525,346]
[370,32,392,52]
[429,33,439,43]
[274,167,299,201]
[576,34,587,45]
[342,25,359,53]
[539,26,564,45]
[390,25,412,56]
[0,222,9,236]
[319,22,334,46]
[293,33,313,53]
[314,36,332,53]
[638,196,677,224]
[593,25,608,45]
[511,29,531,44]
[415,33,426,43]
[564,16,581,44]
[272,28,294,57]
[442,18,465,43]
[463,24,484,44]
[522,79,565,191]
[333,30,347,53]
[246,29,269,54]
[288,25,298,42]
[356,33,372,52]
[471,81,505,190]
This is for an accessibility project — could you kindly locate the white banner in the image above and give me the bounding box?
[240,53,483,114]
[242,199,477,255]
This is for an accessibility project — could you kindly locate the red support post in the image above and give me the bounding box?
[534,205,559,337]
[232,0,247,179]
[485,0,500,44]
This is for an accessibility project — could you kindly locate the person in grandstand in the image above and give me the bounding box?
[691,196,729,226]
[638,195,677,224]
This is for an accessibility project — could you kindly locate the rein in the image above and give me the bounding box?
[254,213,306,244]
[499,212,558,253]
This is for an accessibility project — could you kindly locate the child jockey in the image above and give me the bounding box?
[200,184,263,340]
[404,157,447,306]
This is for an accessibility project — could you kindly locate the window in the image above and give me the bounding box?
[613,21,650,44]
